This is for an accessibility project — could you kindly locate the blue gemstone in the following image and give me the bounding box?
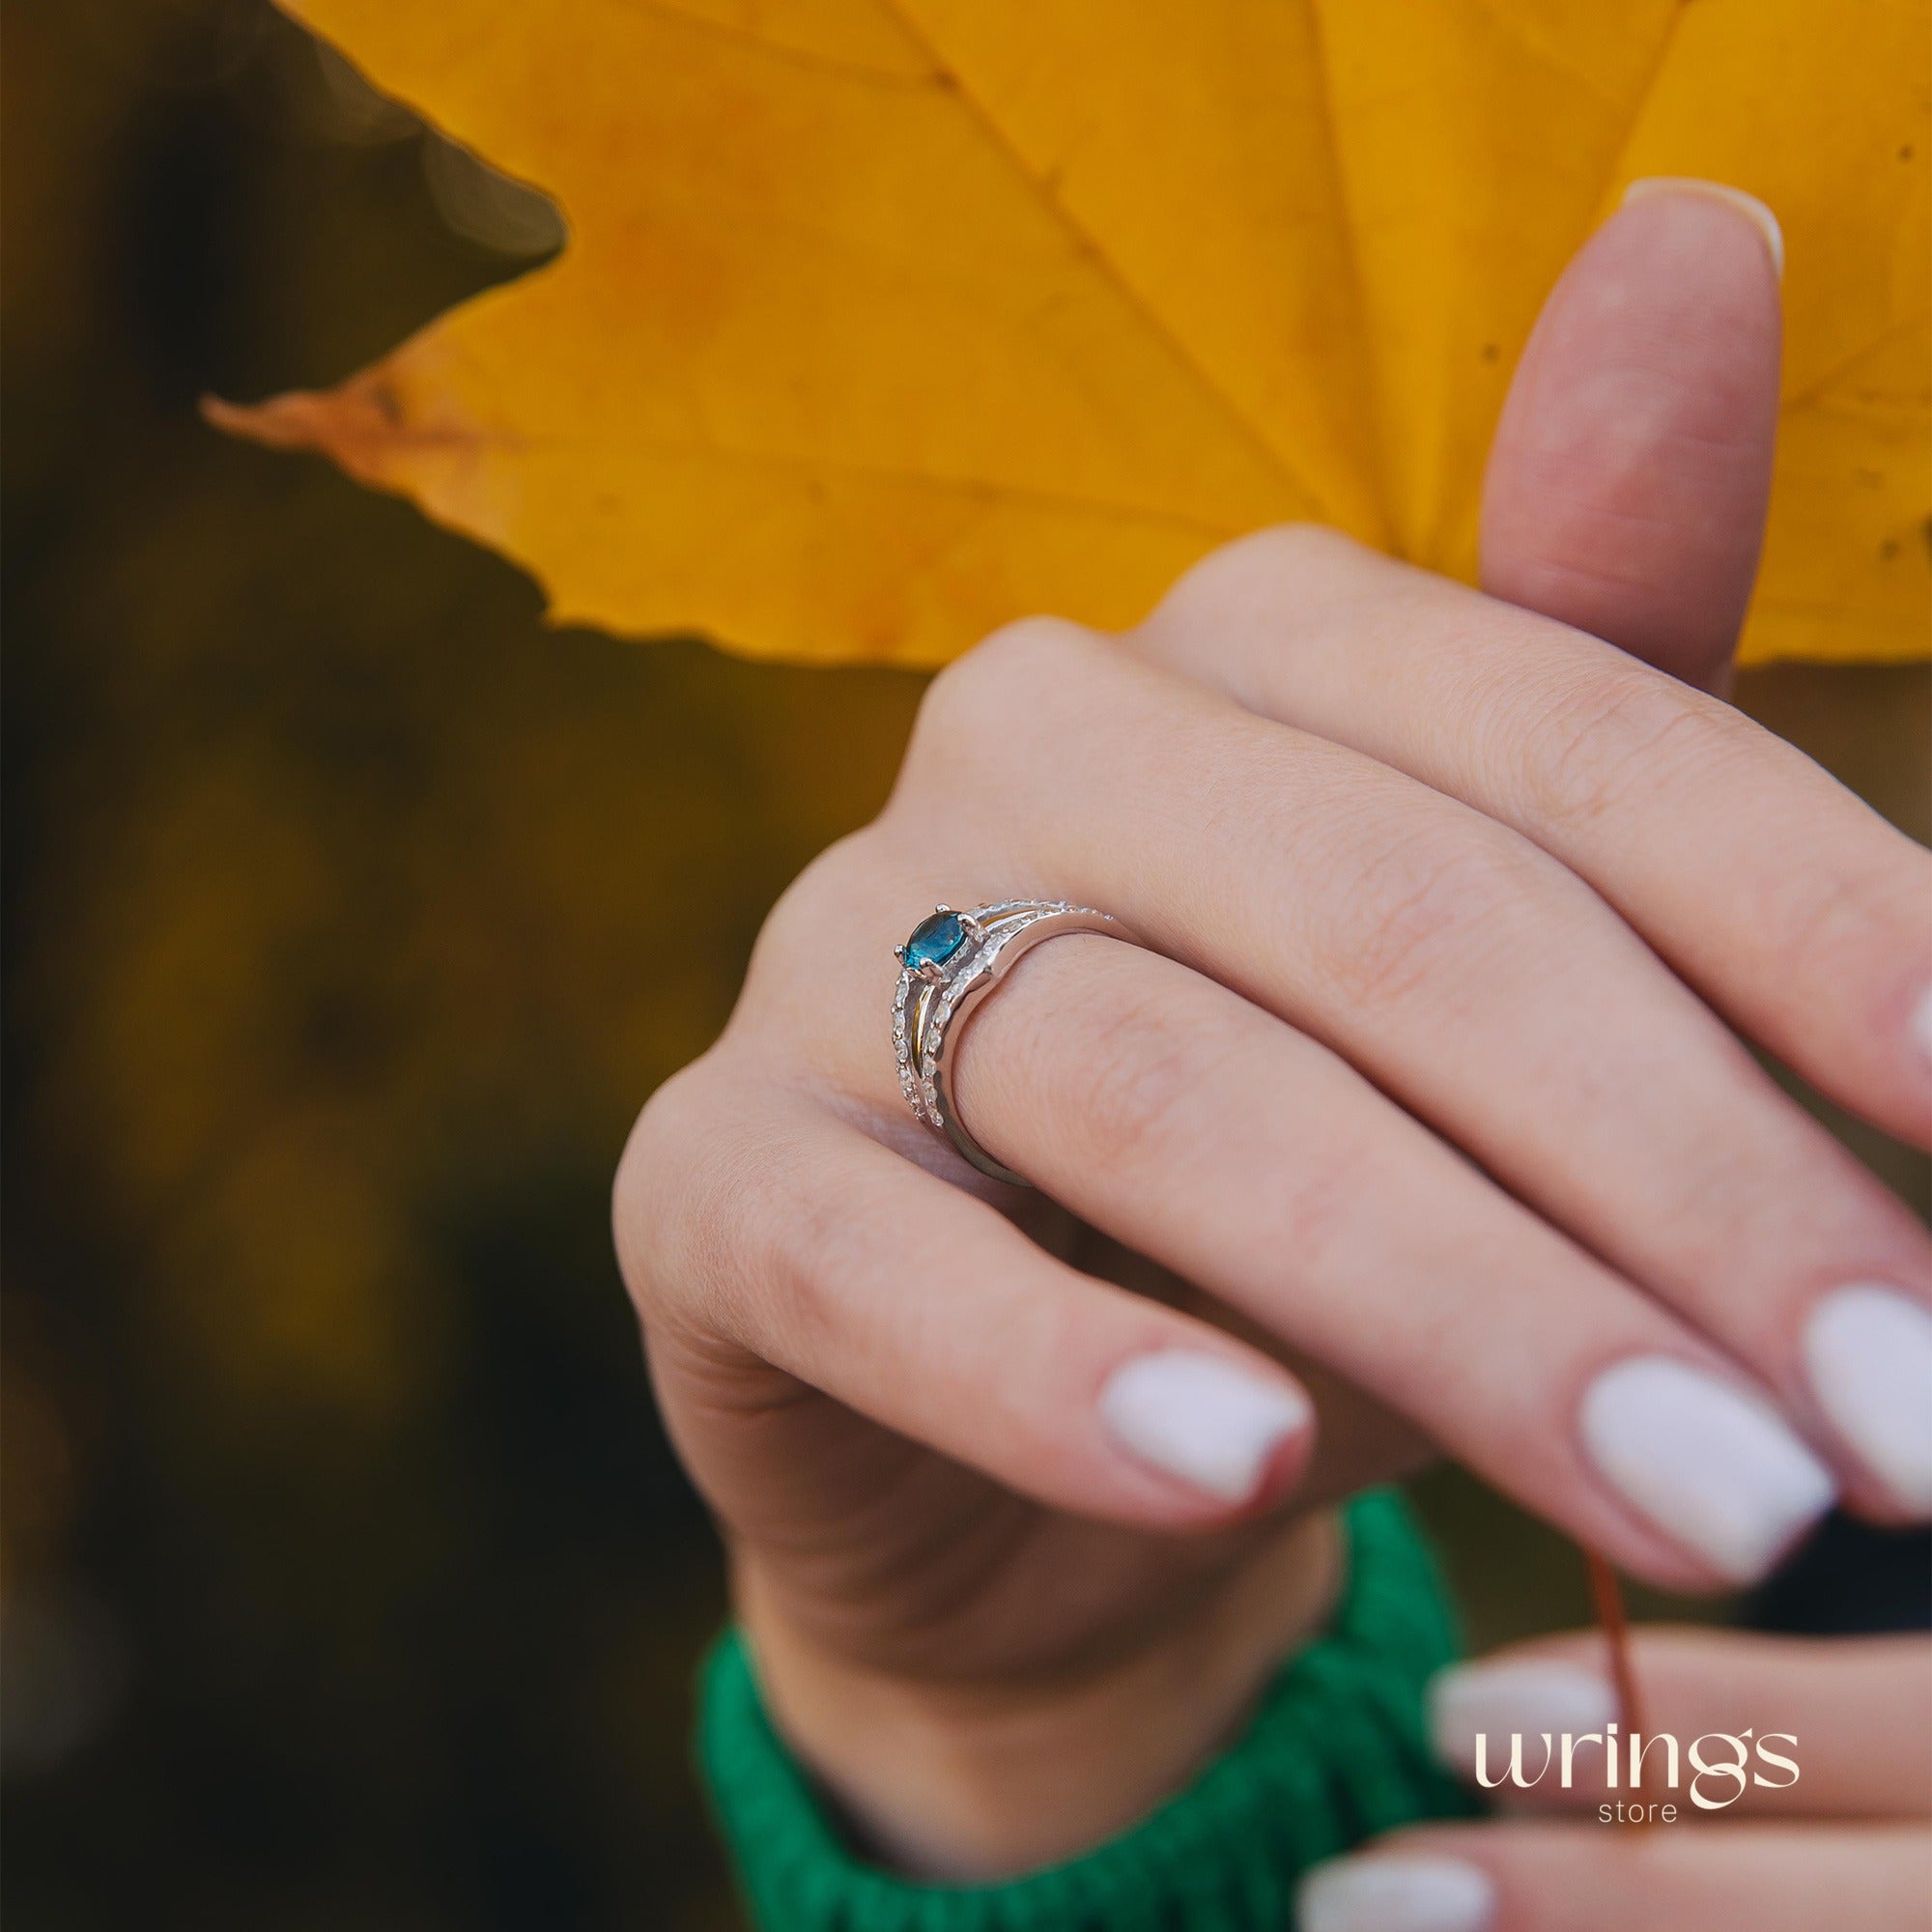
[904,912,968,970]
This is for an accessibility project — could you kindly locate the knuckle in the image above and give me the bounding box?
[1755,861,1897,1001]
[1325,823,1547,1010]
[976,944,1390,1266]
[904,614,1101,780]
[1072,1021,1197,1177]
[1179,524,1367,604]
[751,825,886,970]
[1626,1126,1775,1275]
[1052,970,1250,1179]
[1139,523,1370,655]
[1514,662,1753,833]
[611,1059,721,1312]
[976,611,1104,683]
[615,1062,856,1351]
[706,1125,905,1362]
[1269,1116,1390,1281]
[748,1157,876,1349]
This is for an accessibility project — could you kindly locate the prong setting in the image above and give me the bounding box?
[893,898,1126,1185]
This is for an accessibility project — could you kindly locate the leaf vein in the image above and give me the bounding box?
[876,0,1336,522]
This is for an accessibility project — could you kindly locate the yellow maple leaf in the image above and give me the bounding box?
[212,0,1930,668]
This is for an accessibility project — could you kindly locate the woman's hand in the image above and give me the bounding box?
[1300,1628,1932,1930]
[612,186,1932,1876]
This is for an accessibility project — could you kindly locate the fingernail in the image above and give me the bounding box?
[1428,1658,1617,1774]
[1097,1350,1309,1502]
[1298,1856,1496,1932]
[1580,1356,1834,1582]
[1805,1287,1932,1513]
[1623,177,1784,281]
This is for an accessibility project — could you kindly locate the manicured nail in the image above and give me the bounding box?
[1580,1357,1834,1583]
[1428,1658,1617,1774]
[1623,177,1784,281]
[1097,1350,1309,1502]
[1805,1287,1932,1513]
[1298,1856,1496,1932]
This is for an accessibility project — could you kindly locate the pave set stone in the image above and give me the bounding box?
[893,899,1086,1130]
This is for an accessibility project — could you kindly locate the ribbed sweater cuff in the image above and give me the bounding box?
[696,1490,1474,1932]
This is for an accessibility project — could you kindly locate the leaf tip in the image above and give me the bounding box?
[201,387,336,455]
[200,373,438,489]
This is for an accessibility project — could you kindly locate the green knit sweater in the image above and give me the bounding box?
[697,1491,1472,1931]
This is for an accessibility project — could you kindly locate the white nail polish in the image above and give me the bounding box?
[1428,1658,1617,1774]
[1298,1857,1496,1932]
[1580,1357,1834,1583]
[1097,1350,1309,1501]
[1805,1287,1932,1513]
[1622,177,1784,280]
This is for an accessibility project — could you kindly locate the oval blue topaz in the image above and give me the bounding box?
[904,911,968,971]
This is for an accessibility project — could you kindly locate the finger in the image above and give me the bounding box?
[918,623,1932,1522]
[613,1066,1317,1531]
[1428,1628,1932,1818]
[1482,182,1783,694]
[945,927,1830,1592]
[1298,1825,1932,1932]
[1136,527,1932,1156]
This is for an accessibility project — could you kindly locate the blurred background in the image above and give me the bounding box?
[4,2,1927,1925]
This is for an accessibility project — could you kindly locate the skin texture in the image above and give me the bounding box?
[1481,185,1783,695]
[1308,1629,1932,1930]
[611,190,1932,1878]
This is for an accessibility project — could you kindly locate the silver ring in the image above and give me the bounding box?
[893,899,1141,1184]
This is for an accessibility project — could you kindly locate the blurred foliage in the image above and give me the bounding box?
[1,2,1925,1927]
[6,3,921,1921]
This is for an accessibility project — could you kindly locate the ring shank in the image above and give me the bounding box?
[900,904,1140,1184]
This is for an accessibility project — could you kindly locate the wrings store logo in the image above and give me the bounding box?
[1473,1723,1799,1823]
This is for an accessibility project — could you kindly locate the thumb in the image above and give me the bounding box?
[1480,181,1784,695]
